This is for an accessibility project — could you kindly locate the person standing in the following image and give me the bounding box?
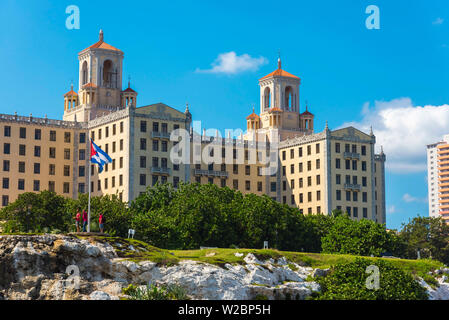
[82,209,88,232]
[99,212,105,234]
[75,210,81,233]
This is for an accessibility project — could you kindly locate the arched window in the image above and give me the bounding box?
[103,60,115,88]
[285,86,293,111]
[82,61,88,85]
[264,87,271,110]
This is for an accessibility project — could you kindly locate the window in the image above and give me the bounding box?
[362,161,367,171]
[316,143,320,154]
[299,193,303,203]
[317,190,321,201]
[162,141,168,152]
[140,121,147,132]
[361,145,366,156]
[346,207,351,216]
[257,181,262,192]
[20,127,26,139]
[291,179,295,189]
[307,176,312,187]
[140,138,147,150]
[80,133,86,143]
[35,129,41,140]
[64,132,71,143]
[299,178,303,188]
[290,164,294,174]
[346,191,351,201]
[298,147,303,157]
[3,143,10,155]
[91,131,95,140]
[316,175,321,185]
[113,124,116,135]
[3,160,10,172]
[245,180,250,191]
[152,157,159,168]
[345,144,350,153]
[3,177,9,189]
[79,166,85,177]
[363,192,368,203]
[111,176,116,188]
[316,159,320,170]
[153,122,159,132]
[282,180,287,191]
[140,174,146,186]
[335,143,340,153]
[63,182,70,194]
[17,144,27,157]
[79,149,86,160]
[307,145,311,155]
[345,159,350,170]
[308,192,312,202]
[174,177,180,188]
[49,147,56,158]
[2,195,8,207]
[290,149,294,159]
[299,162,303,172]
[33,180,40,192]
[245,165,250,175]
[161,158,168,168]
[270,182,276,192]
[120,157,123,169]
[362,176,367,187]
[336,159,340,169]
[49,181,56,192]
[352,176,358,185]
[120,139,124,151]
[162,123,168,133]
[18,179,25,190]
[50,130,56,141]
[64,149,70,160]
[352,144,357,154]
[49,164,55,175]
[352,160,357,171]
[97,180,101,191]
[119,174,123,186]
[174,164,180,171]
[112,142,116,153]
[353,192,358,202]
[140,156,146,168]
[233,179,239,189]
[34,163,40,174]
[33,146,40,157]
[353,207,358,218]
[336,174,341,185]
[64,165,70,177]
[336,190,341,201]
[363,208,368,218]
[78,183,85,194]
[120,121,124,133]
[282,150,286,161]
[307,161,312,171]
[4,126,11,137]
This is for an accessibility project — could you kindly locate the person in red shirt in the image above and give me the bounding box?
[82,210,88,232]
[99,213,105,234]
[74,210,81,233]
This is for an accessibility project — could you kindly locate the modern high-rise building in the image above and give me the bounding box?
[427,134,449,221]
[0,31,386,223]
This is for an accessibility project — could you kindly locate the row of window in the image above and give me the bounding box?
[284,175,321,189]
[282,160,321,176]
[195,146,268,162]
[282,143,321,161]
[2,126,84,143]
[1,162,73,176]
[91,122,124,140]
[336,175,368,187]
[335,143,367,155]
[1,178,71,193]
[140,139,169,152]
[335,158,367,171]
[336,190,369,202]
[140,121,179,133]
[92,175,124,191]
[139,175,180,188]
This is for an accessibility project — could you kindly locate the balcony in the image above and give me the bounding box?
[193,169,229,178]
[151,131,171,139]
[344,183,361,191]
[151,167,171,175]
[344,152,360,160]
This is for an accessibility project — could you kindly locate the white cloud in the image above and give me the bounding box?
[341,98,449,173]
[196,52,268,75]
[402,193,427,203]
[433,17,444,25]
[387,205,397,214]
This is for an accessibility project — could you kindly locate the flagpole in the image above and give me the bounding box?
[87,139,91,233]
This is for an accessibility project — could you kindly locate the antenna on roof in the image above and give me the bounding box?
[128,75,131,88]
[99,29,104,42]
[277,49,282,69]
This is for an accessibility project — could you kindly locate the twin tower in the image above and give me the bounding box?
[63,30,315,142]
[63,30,137,122]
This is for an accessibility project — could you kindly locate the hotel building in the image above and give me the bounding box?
[0,31,386,223]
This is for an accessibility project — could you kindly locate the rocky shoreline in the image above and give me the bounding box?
[0,234,448,300]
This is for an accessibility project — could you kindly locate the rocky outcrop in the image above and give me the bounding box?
[0,235,447,300]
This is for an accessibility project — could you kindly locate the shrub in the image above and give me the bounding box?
[314,258,429,300]
[122,283,189,300]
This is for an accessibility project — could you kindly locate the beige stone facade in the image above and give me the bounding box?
[0,31,386,224]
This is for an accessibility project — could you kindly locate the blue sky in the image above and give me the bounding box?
[1,0,448,229]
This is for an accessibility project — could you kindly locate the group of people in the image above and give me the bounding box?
[74,209,106,233]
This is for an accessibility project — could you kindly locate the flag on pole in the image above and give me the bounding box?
[90,139,112,173]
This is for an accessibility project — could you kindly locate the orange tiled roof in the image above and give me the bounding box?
[122,87,136,93]
[79,40,123,54]
[259,68,300,81]
[64,89,78,97]
[268,107,283,113]
[301,110,313,116]
[82,82,97,89]
[246,112,260,120]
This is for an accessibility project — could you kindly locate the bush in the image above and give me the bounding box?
[314,258,429,300]
[122,283,189,300]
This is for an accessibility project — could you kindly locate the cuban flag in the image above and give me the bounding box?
[90,139,112,173]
